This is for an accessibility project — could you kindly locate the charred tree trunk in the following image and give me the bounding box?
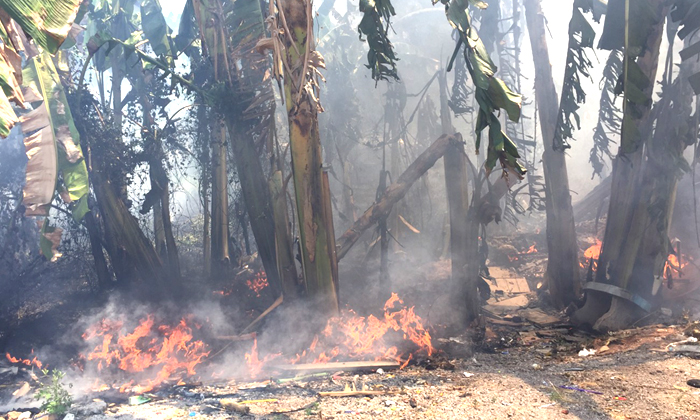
[524,0,581,308]
[337,134,457,260]
[280,0,339,313]
[439,70,479,327]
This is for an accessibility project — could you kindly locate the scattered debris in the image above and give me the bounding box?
[578,348,596,357]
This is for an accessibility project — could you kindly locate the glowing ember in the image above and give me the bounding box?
[525,244,537,254]
[246,272,269,297]
[245,293,434,376]
[5,351,43,369]
[581,239,602,269]
[82,315,210,393]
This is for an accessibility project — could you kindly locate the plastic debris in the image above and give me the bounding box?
[463,372,474,378]
[559,385,602,395]
[565,367,585,372]
[376,368,384,375]
[189,412,196,417]
[578,348,596,357]
[64,414,76,420]
[129,395,151,405]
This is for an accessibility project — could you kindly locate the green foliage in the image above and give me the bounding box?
[358,0,399,82]
[0,0,81,53]
[35,369,73,415]
[439,0,525,178]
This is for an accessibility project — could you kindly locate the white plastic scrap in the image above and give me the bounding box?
[578,348,596,357]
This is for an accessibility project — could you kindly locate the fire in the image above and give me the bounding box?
[246,271,269,297]
[525,244,537,254]
[5,351,43,369]
[82,315,210,393]
[246,293,434,376]
[245,339,279,379]
[664,253,689,279]
[581,239,602,269]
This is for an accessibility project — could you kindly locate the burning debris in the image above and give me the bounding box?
[80,315,210,394]
[5,353,42,370]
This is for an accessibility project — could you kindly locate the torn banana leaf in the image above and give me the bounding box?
[21,52,89,220]
[0,0,82,53]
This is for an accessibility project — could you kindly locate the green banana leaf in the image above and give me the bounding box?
[442,0,524,177]
[21,52,89,220]
[141,0,175,66]
[0,0,82,53]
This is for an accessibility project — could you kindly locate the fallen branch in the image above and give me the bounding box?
[337,134,457,260]
[242,295,284,334]
[318,390,405,397]
[273,360,400,374]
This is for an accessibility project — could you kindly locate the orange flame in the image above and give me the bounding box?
[664,253,689,279]
[5,351,43,369]
[580,239,602,269]
[244,339,280,379]
[246,272,269,297]
[525,244,537,254]
[247,293,434,376]
[82,315,210,393]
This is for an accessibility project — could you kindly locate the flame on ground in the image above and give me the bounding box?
[246,293,434,377]
[5,351,43,369]
[82,315,210,393]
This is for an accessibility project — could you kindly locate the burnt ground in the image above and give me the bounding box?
[2,321,700,420]
[2,227,700,420]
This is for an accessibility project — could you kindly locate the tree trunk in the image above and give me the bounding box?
[588,7,688,331]
[84,209,112,290]
[198,105,211,277]
[280,0,339,314]
[211,121,230,275]
[438,70,479,327]
[524,0,581,308]
[270,169,300,298]
[337,134,456,260]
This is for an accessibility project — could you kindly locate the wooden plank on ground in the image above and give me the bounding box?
[273,360,400,374]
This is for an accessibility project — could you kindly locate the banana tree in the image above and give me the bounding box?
[574,0,700,330]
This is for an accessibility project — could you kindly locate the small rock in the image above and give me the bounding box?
[376,368,384,375]
[75,399,108,416]
[17,413,30,420]
[409,398,417,408]
[384,399,395,406]
[463,372,474,378]
[63,414,76,420]
[562,409,569,415]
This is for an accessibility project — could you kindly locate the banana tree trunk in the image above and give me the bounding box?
[524,0,581,308]
[280,0,339,314]
[211,122,230,274]
[590,9,687,331]
[198,105,211,277]
[270,169,300,298]
[439,70,479,327]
